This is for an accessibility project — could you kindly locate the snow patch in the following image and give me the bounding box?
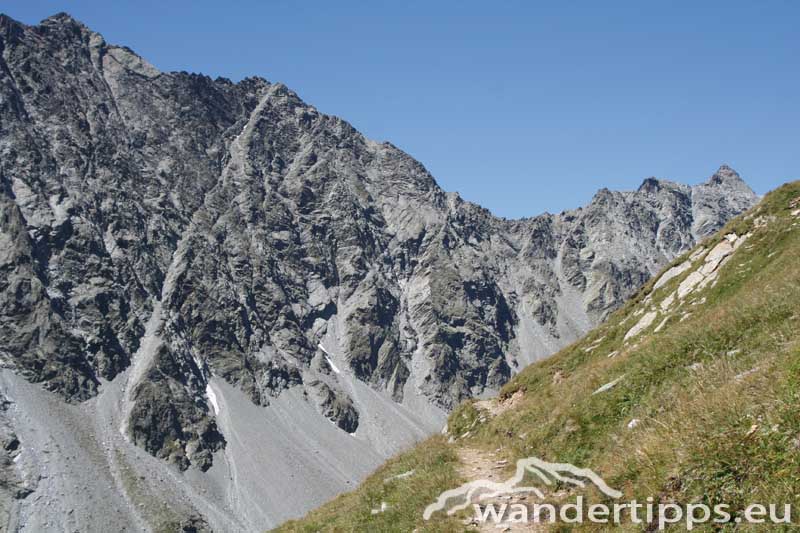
[206,383,220,415]
[318,343,341,374]
[325,356,341,374]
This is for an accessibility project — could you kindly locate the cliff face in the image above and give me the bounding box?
[0,13,757,530]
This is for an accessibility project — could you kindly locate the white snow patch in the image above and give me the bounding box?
[325,356,341,374]
[318,343,341,374]
[206,383,220,415]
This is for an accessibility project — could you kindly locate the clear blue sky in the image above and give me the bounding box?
[4,1,799,218]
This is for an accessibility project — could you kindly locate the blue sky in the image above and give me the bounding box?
[4,1,799,218]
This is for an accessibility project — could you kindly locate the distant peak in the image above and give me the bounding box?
[708,164,744,186]
[698,165,757,201]
[33,12,90,38]
[0,12,23,29]
[0,14,26,42]
[269,82,291,95]
[638,177,662,194]
[590,187,615,204]
[44,12,80,24]
[39,12,94,35]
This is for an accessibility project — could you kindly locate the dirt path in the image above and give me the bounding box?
[456,446,549,532]
[454,391,548,531]
[456,447,503,483]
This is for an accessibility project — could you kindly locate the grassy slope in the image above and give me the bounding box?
[276,182,800,532]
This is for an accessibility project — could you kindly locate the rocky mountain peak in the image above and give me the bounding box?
[708,164,747,187]
[0,13,16,28]
[690,166,757,238]
[42,12,82,25]
[37,11,93,39]
[637,176,662,194]
[0,13,24,42]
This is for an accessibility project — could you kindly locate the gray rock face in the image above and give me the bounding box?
[0,12,758,530]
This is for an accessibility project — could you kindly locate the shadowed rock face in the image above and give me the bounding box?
[0,10,757,476]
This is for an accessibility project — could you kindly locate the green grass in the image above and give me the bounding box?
[274,182,800,532]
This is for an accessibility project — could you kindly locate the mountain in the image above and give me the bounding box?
[278,183,800,532]
[0,13,757,532]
